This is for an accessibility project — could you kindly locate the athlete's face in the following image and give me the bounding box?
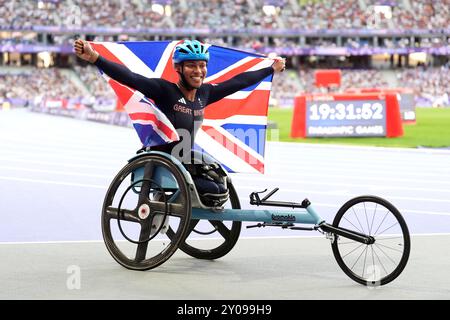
[178,60,207,88]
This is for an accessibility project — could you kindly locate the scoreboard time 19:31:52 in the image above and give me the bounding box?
[305,100,387,137]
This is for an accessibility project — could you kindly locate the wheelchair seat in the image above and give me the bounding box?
[183,150,229,207]
[131,149,230,208]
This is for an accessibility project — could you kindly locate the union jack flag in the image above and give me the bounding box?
[90,41,274,173]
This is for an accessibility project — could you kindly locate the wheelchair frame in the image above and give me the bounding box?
[101,150,411,286]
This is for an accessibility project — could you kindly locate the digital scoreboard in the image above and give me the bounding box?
[291,93,403,138]
[306,100,386,137]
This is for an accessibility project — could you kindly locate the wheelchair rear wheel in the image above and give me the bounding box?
[167,182,241,260]
[101,153,191,270]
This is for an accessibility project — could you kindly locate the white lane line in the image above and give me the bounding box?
[237,197,450,216]
[268,149,450,160]
[0,176,107,189]
[268,141,450,155]
[268,162,450,177]
[0,142,132,158]
[0,157,122,170]
[232,176,450,193]
[1,152,447,186]
[0,138,137,154]
[399,208,450,216]
[267,152,450,167]
[238,232,450,239]
[2,174,448,214]
[1,233,450,245]
[3,175,447,212]
[0,165,450,194]
[0,166,112,179]
[1,150,130,165]
[267,161,450,177]
[236,185,450,203]
[234,171,450,186]
[0,131,135,144]
[0,240,106,245]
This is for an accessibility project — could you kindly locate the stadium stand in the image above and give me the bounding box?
[0,0,448,108]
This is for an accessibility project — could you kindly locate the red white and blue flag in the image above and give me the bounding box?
[90,41,273,173]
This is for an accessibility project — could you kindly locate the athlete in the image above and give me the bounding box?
[74,39,285,199]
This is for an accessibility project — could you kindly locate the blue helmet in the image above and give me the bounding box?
[173,40,209,64]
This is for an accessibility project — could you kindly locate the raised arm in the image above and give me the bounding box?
[207,57,285,105]
[73,39,163,99]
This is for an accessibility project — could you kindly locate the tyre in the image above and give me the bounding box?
[101,153,191,270]
[331,195,410,286]
[167,182,241,260]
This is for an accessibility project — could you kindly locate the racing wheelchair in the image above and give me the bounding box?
[101,150,410,286]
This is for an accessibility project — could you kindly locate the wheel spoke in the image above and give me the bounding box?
[149,201,186,218]
[373,210,389,236]
[102,154,193,271]
[375,242,404,254]
[374,236,403,241]
[333,197,410,286]
[362,246,369,278]
[351,207,365,233]
[372,245,391,275]
[105,206,140,223]
[166,219,199,239]
[350,245,368,271]
[342,215,364,234]
[338,241,364,245]
[209,220,231,240]
[375,222,400,236]
[364,203,371,236]
[135,220,152,262]
[375,244,397,265]
[187,219,201,233]
[341,242,364,259]
[369,204,377,235]
[139,161,154,204]
[371,245,375,278]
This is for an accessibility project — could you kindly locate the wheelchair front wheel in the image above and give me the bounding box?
[331,195,410,286]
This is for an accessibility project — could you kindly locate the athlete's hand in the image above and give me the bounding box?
[74,39,99,64]
[271,57,286,73]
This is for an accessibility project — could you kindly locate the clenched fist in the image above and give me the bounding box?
[271,57,286,73]
[74,39,99,64]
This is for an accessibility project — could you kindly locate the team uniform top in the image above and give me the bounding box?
[95,56,274,153]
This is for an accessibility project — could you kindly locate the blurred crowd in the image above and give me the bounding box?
[340,70,389,91]
[397,66,450,107]
[0,0,172,30]
[0,69,84,104]
[73,65,116,101]
[391,0,450,30]
[270,68,390,107]
[0,0,449,31]
[1,0,449,53]
[2,65,448,109]
[0,0,448,111]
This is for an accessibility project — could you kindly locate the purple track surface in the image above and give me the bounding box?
[1,109,450,243]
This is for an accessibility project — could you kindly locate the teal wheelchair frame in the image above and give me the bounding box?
[101,151,410,286]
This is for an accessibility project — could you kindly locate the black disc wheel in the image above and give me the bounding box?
[167,182,241,260]
[101,154,191,271]
[331,196,410,286]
